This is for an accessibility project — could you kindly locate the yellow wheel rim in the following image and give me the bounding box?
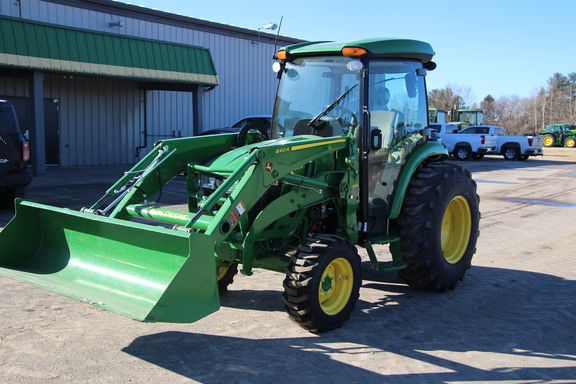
[543,136,554,146]
[318,257,353,315]
[567,139,575,147]
[441,196,472,264]
[217,266,229,281]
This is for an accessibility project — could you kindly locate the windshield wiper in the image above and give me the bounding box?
[308,84,358,127]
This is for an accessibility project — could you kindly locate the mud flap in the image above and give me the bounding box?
[0,199,220,323]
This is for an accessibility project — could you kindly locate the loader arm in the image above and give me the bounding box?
[83,133,238,219]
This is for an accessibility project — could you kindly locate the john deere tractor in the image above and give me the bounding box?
[541,124,576,147]
[0,38,479,332]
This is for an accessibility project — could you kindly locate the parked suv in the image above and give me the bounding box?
[0,99,32,209]
[200,115,271,135]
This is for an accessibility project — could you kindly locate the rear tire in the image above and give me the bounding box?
[454,146,471,161]
[283,235,361,332]
[503,146,519,160]
[542,134,555,147]
[391,162,480,291]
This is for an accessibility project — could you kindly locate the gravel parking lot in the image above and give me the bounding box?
[1,148,575,383]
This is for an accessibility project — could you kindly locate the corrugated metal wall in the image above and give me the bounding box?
[202,34,277,131]
[0,0,285,166]
[20,0,279,129]
[45,74,145,166]
[0,73,193,166]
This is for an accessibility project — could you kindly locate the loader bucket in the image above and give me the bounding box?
[0,199,220,323]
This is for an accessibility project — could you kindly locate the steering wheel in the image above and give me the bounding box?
[332,106,358,131]
[236,121,270,147]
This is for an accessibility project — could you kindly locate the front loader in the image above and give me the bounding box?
[0,38,479,332]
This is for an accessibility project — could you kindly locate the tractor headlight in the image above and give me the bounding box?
[201,175,217,190]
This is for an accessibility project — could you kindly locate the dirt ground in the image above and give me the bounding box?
[0,148,575,383]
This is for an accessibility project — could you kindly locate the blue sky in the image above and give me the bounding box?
[123,0,575,105]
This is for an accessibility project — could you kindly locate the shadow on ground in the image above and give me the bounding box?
[123,266,576,383]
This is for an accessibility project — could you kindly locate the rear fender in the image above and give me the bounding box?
[388,141,448,219]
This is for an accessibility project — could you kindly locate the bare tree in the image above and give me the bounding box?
[491,95,529,135]
[429,73,576,135]
[448,83,476,108]
[428,83,476,121]
[480,95,498,125]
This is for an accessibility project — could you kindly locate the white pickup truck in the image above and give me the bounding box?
[460,125,543,161]
[430,123,498,160]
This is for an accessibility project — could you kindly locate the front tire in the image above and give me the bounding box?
[0,187,25,210]
[471,153,484,160]
[564,137,576,148]
[217,263,238,293]
[283,235,361,332]
[391,162,480,291]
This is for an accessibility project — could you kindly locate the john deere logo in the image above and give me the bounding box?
[264,161,274,173]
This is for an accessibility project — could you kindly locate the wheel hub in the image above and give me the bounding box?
[441,195,472,264]
[318,258,353,315]
[321,273,335,296]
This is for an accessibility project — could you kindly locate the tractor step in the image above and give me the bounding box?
[364,235,407,272]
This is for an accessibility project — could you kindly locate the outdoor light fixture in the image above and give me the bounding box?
[107,20,125,28]
[260,23,278,32]
[254,22,278,44]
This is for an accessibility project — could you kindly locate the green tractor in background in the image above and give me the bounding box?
[428,108,447,123]
[428,108,482,130]
[0,38,480,332]
[541,124,576,147]
[450,109,483,130]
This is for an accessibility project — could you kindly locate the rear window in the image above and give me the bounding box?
[0,105,19,134]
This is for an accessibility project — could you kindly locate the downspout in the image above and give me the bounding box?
[134,90,148,158]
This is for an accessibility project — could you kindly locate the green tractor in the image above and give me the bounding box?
[428,108,447,123]
[451,109,483,130]
[541,124,576,147]
[0,38,480,332]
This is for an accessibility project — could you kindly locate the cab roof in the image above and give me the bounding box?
[280,38,435,62]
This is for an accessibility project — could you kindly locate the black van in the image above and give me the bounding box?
[0,99,32,209]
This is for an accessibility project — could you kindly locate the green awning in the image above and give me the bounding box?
[0,16,219,85]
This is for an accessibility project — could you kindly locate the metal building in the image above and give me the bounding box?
[0,0,303,171]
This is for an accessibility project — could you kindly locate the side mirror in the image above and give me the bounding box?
[286,69,299,79]
[370,128,382,150]
[405,73,417,98]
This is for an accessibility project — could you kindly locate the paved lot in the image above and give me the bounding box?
[0,148,575,383]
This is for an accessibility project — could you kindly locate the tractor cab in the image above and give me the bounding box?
[270,39,437,219]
